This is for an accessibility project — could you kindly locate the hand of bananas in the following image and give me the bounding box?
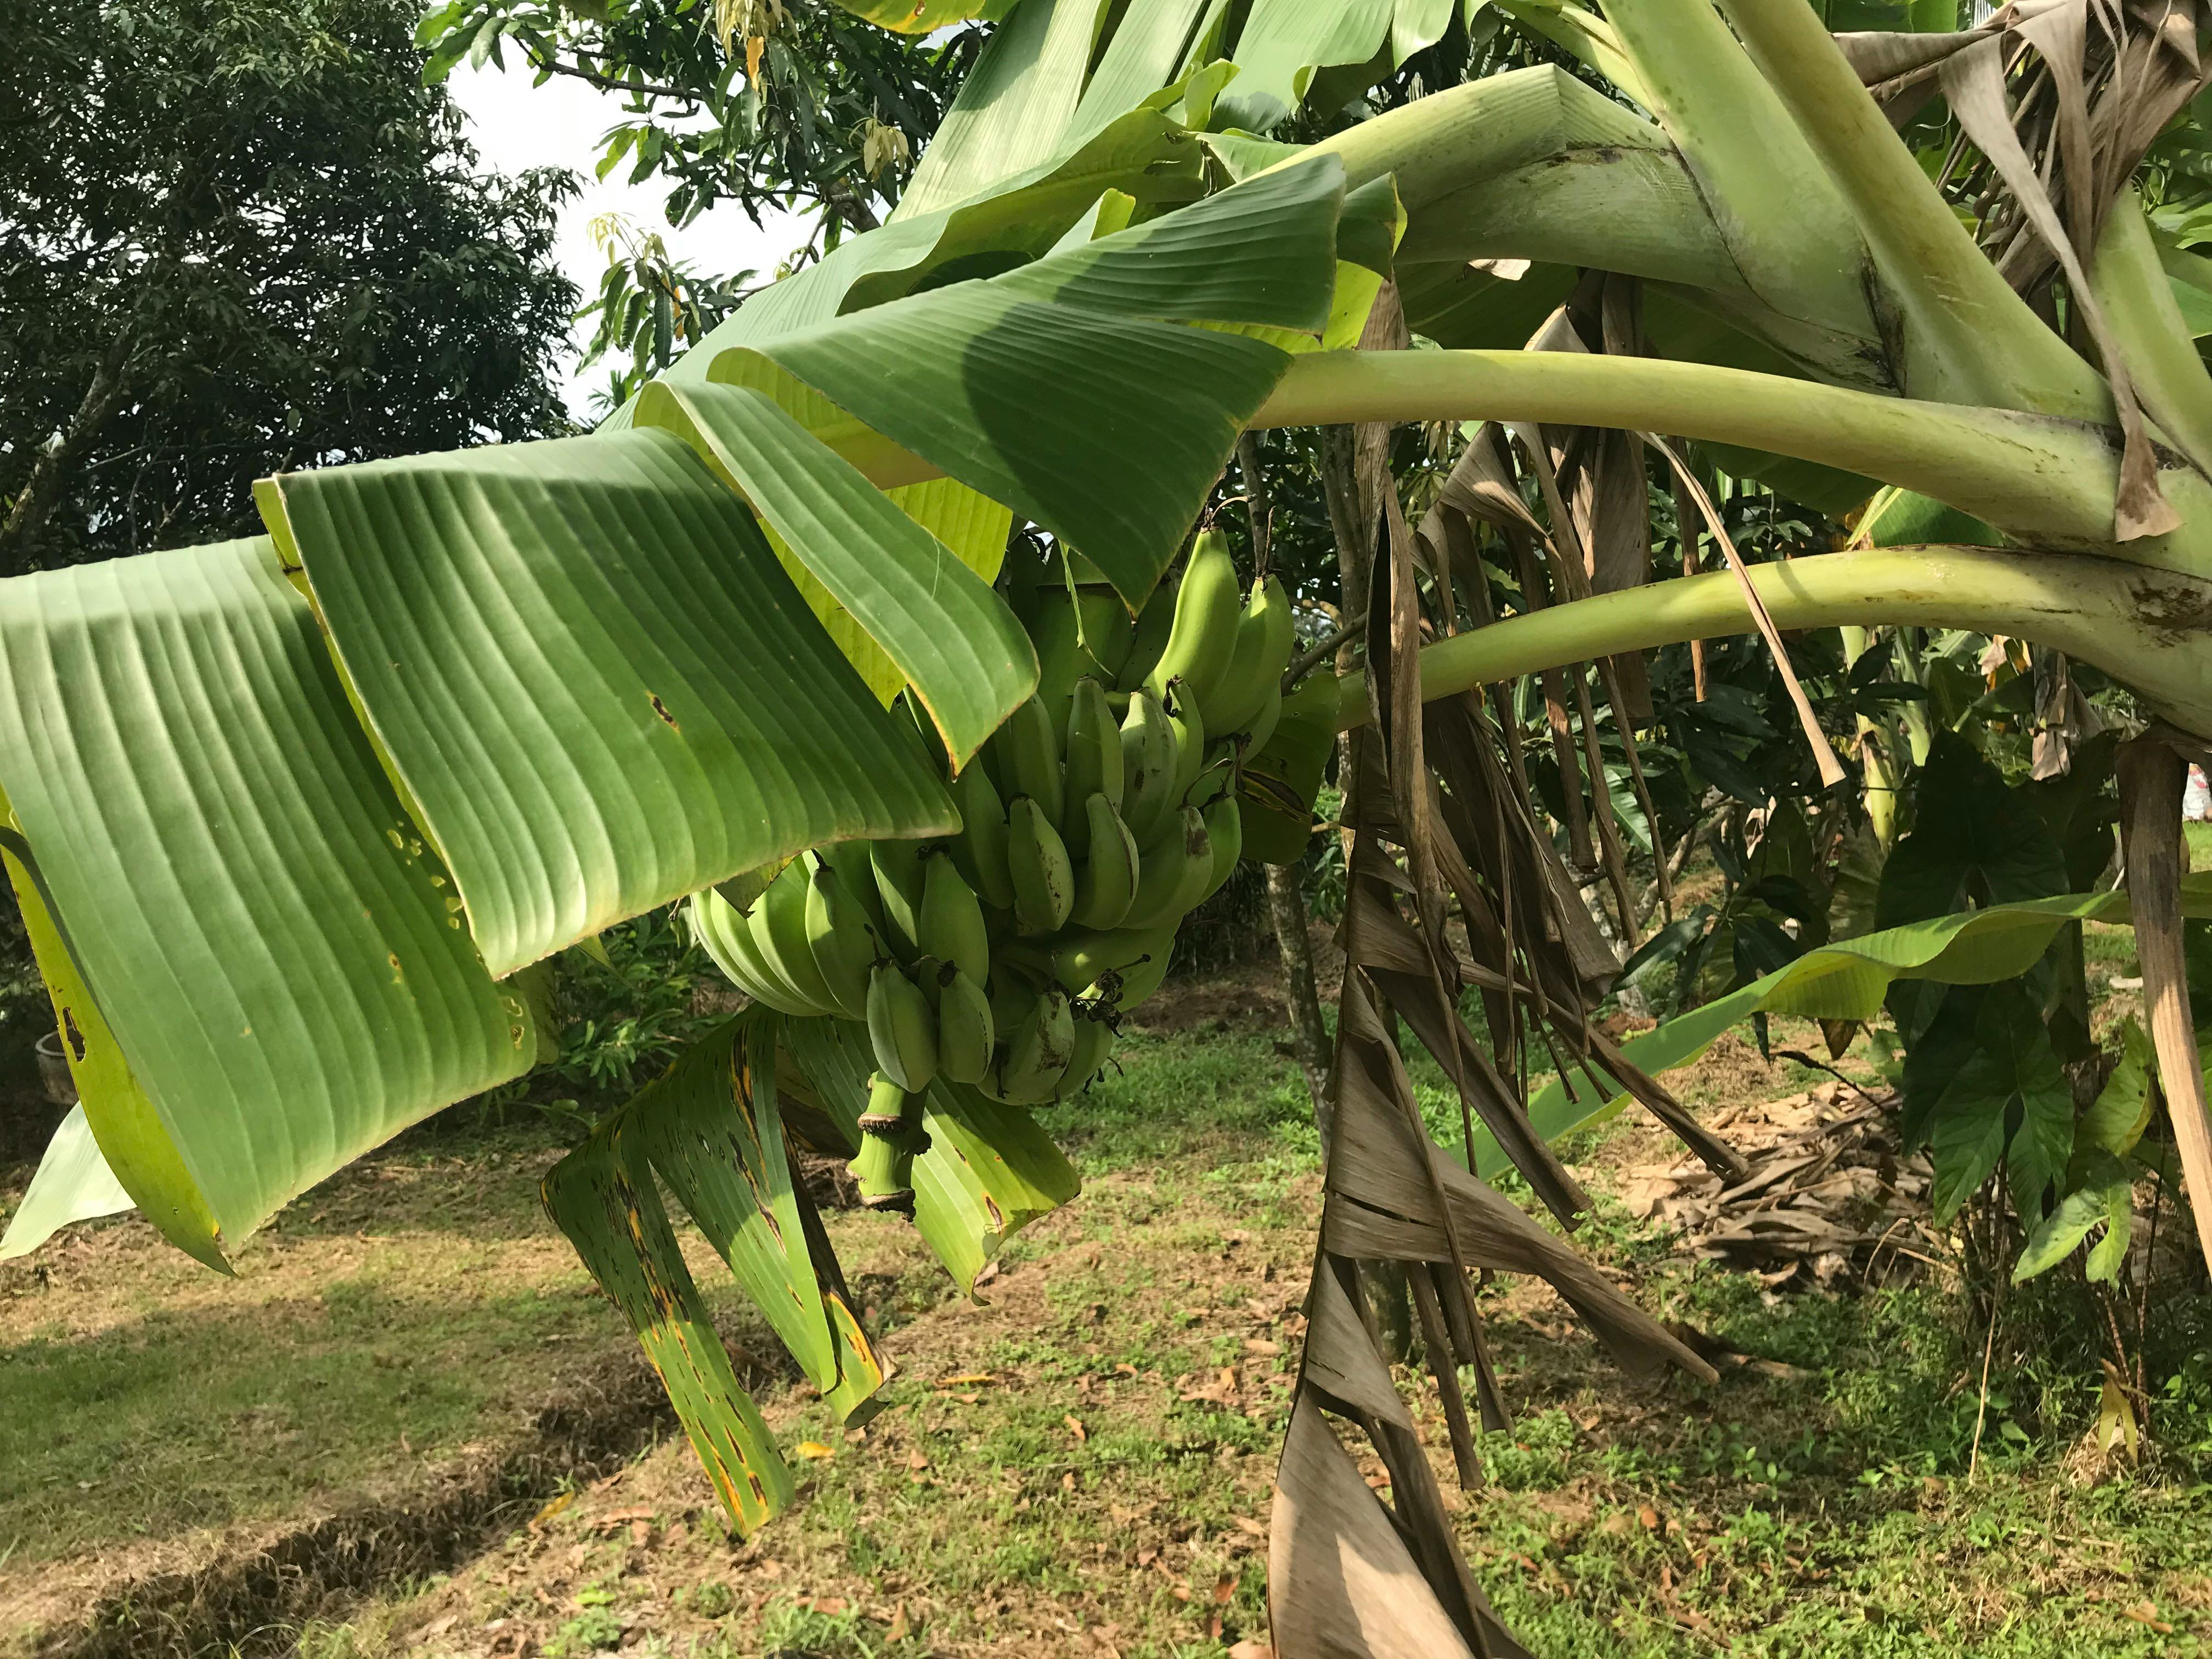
[691,530,1295,1206]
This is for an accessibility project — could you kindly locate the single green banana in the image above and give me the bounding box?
[868,837,928,957]
[947,761,1016,912]
[1161,680,1206,826]
[689,888,816,1015]
[1201,574,1295,735]
[1144,529,1242,713]
[998,985,1075,1104]
[1006,794,1075,935]
[936,968,996,1085]
[1198,793,1243,902]
[823,839,887,937]
[755,858,845,1015]
[1120,805,1214,932]
[1005,925,1168,994]
[1027,591,1091,726]
[804,855,879,1019]
[1060,677,1122,855]
[988,970,1041,1038]
[918,850,991,984]
[1057,1011,1116,1099]
[1239,680,1284,758]
[1116,577,1176,692]
[865,961,938,1092]
[1118,685,1176,847]
[1070,792,1139,929]
[1097,942,1172,1011]
[990,693,1065,830]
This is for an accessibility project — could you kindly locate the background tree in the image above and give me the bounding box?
[0,0,580,572]
[419,0,971,242]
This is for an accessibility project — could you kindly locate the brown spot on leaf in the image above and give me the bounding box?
[61,1007,86,1062]
[648,693,680,730]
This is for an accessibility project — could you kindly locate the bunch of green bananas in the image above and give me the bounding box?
[691,529,1296,1204]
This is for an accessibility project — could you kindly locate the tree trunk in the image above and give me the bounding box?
[1266,862,1333,1141]
[1,334,131,569]
[1241,429,1335,1141]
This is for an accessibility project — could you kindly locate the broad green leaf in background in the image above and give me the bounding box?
[1876,736,2069,930]
[735,159,1348,609]
[1927,989,2071,1219]
[2016,1150,2136,1284]
[259,432,957,979]
[780,1015,1080,1295]
[1495,879,2212,1179]
[0,539,538,1261]
[0,1105,134,1261]
[635,381,1038,769]
[2079,1018,2159,1158]
[543,1111,794,1533]
[613,1017,888,1425]
[1215,0,1392,133]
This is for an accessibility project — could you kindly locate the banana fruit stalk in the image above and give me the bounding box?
[697,528,1315,1133]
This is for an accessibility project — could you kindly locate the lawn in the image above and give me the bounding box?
[4,965,2211,1657]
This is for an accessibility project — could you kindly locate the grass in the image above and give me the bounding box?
[5,979,2212,1656]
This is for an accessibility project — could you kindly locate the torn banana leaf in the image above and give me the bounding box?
[614,1015,889,1426]
[543,1106,794,1534]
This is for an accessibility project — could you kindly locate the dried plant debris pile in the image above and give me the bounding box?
[1620,1081,1938,1291]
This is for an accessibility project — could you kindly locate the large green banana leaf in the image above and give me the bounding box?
[1065,0,1218,146]
[637,106,1200,382]
[897,0,1120,218]
[1486,879,2212,1177]
[0,539,540,1263]
[732,156,1352,608]
[635,382,1037,769]
[259,431,958,979]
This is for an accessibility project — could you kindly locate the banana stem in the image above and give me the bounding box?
[1717,0,2112,422]
[1259,350,2212,577]
[1335,546,2212,738]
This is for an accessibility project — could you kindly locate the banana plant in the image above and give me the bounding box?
[5,0,2212,1651]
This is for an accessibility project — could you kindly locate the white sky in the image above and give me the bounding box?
[446,62,809,415]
